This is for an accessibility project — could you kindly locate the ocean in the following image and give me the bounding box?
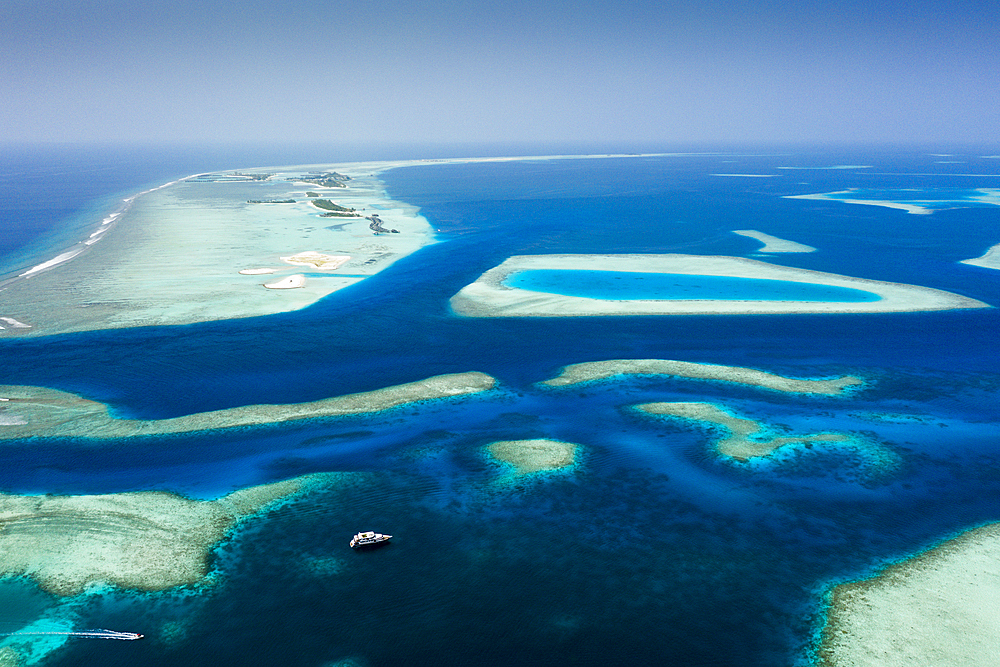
[1,146,999,666]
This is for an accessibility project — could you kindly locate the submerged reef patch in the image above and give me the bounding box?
[540,359,863,396]
[817,522,1000,666]
[635,401,850,461]
[0,474,333,596]
[486,439,578,475]
[0,372,496,440]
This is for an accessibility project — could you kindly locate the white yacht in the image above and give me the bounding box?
[350,531,392,549]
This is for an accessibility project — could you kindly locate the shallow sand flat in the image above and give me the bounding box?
[635,401,849,460]
[0,372,496,440]
[818,523,1000,666]
[960,242,1000,270]
[0,474,332,596]
[732,229,815,253]
[0,164,434,337]
[450,254,988,317]
[784,191,933,214]
[541,359,862,395]
[486,439,578,475]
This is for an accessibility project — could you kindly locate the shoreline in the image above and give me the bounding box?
[450,254,989,317]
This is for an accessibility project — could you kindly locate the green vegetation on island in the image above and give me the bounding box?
[312,199,355,212]
[231,172,272,181]
[295,171,351,188]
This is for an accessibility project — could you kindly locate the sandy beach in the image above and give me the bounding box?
[540,359,863,395]
[0,372,496,440]
[818,522,1000,666]
[0,474,336,596]
[450,254,988,317]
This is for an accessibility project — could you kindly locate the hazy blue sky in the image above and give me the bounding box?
[2,0,997,145]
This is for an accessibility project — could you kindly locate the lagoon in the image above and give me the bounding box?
[503,269,883,302]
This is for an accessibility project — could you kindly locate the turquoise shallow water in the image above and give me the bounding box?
[504,269,883,302]
[1,148,1000,666]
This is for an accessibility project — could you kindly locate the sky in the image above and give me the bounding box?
[2,0,998,146]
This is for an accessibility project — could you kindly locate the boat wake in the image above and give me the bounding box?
[0,628,143,640]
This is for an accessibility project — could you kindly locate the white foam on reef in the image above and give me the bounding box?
[450,254,989,317]
[777,165,873,170]
[18,248,86,277]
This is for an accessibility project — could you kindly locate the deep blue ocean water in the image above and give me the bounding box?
[1,146,1000,666]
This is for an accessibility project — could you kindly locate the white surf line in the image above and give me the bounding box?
[13,172,203,280]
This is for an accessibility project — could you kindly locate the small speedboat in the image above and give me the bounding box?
[350,531,392,549]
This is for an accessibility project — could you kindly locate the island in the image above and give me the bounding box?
[486,439,578,475]
[311,199,360,217]
[540,359,863,396]
[0,474,336,596]
[818,522,1000,666]
[294,172,351,188]
[450,254,988,317]
[0,372,497,440]
[0,163,436,336]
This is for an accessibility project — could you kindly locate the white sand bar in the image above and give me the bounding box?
[635,401,849,460]
[264,274,306,289]
[784,191,933,215]
[541,359,863,395]
[0,372,496,440]
[0,474,336,596]
[450,254,988,317]
[819,522,1000,666]
[960,242,1000,270]
[732,229,815,253]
